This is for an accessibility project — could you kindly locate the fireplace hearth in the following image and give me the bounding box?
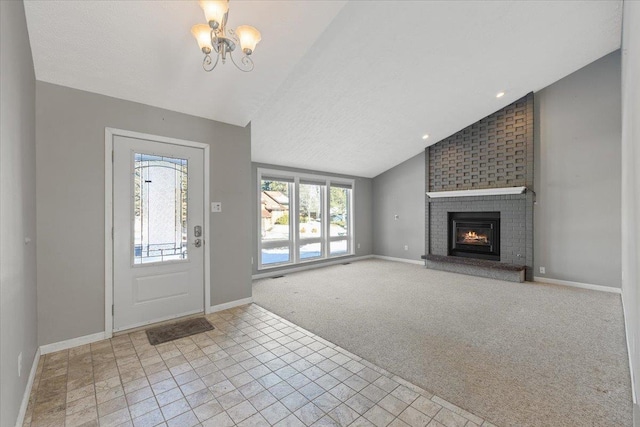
[448,212,500,261]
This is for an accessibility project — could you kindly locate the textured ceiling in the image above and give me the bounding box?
[24,1,622,178]
[24,0,347,127]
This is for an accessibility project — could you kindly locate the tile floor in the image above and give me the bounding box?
[23,304,495,427]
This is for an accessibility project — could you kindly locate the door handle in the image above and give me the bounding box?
[193,239,202,248]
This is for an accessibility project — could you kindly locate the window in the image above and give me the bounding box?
[258,169,354,269]
[134,153,188,264]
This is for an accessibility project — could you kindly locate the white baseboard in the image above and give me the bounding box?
[533,276,622,294]
[252,255,374,280]
[15,348,40,427]
[210,297,254,313]
[39,331,106,355]
[372,255,425,266]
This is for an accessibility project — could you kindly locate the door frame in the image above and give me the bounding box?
[104,127,211,338]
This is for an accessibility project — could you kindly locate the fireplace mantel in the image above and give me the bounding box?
[426,186,527,198]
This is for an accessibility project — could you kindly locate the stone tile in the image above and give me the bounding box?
[411,396,441,418]
[328,383,357,401]
[99,407,131,427]
[185,388,215,408]
[269,381,296,399]
[363,405,395,427]
[433,408,468,427]
[360,384,388,403]
[193,399,224,422]
[132,409,165,427]
[227,400,258,423]
[373,377,399,393]
[166,410,199,427]
[345,393,376,415]
[128,397,159,419]
[260,401,292,425]
[64,406,98,427]
[312,415,341,426]
[379,394,409,417]
[97,395,127,417]
[294,402,325,425]
[328,403,360,426]
[247,389,277,411]
[399,406,432,427]
[391,386,420,405]
[160,397,191,420]
[201,410,235,427]
[281,390,310,412]
[237,412,271,427]
[217,389,247,410]
[274,413,307,427]
[154,387,183,407]
[299,382,326,401]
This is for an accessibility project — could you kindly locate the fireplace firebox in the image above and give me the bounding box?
[448,212,500,261]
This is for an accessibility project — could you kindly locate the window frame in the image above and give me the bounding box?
[257,168,355,270]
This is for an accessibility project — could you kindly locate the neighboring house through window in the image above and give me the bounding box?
[257,168,354,269]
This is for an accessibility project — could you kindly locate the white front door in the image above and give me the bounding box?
[113,135,205,331]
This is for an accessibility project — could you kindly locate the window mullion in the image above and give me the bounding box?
[292,179,299,264]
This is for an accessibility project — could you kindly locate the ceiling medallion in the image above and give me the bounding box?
[191,0,261,72]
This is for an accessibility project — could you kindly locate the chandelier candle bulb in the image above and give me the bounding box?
[199,0,228,29]
[235,25,261,55]
[191,24,213,53]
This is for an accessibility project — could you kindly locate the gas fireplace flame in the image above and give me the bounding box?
[463,231,488,244]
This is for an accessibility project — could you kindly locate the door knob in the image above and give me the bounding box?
[193,239,202,248]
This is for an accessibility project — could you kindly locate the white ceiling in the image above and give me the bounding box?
[24,1,622,178]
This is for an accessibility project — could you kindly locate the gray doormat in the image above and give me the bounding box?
[145,317,213,345]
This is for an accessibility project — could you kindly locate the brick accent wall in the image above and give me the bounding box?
[426,93,535,280]
[428,93,534,191]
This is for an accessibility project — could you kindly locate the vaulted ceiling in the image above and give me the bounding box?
[25,1,622,178]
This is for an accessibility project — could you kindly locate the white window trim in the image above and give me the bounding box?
[257,168,355,270]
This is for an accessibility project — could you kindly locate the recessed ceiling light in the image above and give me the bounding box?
[496,91,505,98]
[422,134,429,140]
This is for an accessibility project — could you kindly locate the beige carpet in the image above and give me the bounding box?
[252,259,632,426]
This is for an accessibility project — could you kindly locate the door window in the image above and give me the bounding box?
[134,153,188,264]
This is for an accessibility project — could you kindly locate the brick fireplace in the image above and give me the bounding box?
[425,93,534,281]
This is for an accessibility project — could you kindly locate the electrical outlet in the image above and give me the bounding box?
[18,352,22,377]
[539,266,546,274]
[211,202,222,213]
[404,245,409,251]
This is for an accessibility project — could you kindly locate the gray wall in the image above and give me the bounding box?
[372,152,425,261]
[36,82,252,346]
[0,1,39,425]
[534,50,622,288]
[621,0,640,416]
[251,162,373,276]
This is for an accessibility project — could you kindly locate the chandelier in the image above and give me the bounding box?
[191,0,261,72]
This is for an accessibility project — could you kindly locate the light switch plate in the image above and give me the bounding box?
[211,202,222,213]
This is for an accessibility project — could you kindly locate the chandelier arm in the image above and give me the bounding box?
[229,51,254,72]
[203,53,219,72]
[210,28,221,54]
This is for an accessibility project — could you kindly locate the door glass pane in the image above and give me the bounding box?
[134,153,188,264]
[330,187,350,237]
